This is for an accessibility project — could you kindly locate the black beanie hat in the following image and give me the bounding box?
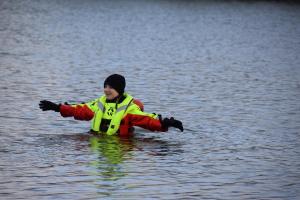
[104,74,126,95]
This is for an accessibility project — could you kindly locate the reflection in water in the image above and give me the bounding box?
[86,133,183,183]
[88,135,134,181]
[1,0,300,199]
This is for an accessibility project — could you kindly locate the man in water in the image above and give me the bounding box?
[39,74,183,136]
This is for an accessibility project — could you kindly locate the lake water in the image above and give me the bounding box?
[1,0,300,199]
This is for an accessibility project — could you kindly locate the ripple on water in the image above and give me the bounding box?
[1,0,300,199]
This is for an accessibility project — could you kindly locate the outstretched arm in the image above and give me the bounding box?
[124,113,166,132]
[60,104,94,120]
[39,100,95,121]
[125,105,183,132]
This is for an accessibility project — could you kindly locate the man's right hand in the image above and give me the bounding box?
[39,100,60,112]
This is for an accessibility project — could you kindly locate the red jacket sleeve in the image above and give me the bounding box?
[123,114,167,132]
[60,105,94,121]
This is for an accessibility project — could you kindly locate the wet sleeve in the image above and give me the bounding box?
[125,105,167,132]
[60,99,97,121]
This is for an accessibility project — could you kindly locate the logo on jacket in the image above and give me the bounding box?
[107,107,114,116]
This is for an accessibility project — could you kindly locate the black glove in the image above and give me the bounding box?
[39,100,60,112]
[161,117,184,132]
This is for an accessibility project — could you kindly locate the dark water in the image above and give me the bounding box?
[1,0,300,199]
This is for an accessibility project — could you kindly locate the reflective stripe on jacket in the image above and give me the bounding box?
[88,94,133,135]
[59,93,165,136]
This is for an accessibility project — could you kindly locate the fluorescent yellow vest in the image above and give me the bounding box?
[88,93,134,135]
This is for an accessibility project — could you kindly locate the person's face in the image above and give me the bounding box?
[104,85,119,100]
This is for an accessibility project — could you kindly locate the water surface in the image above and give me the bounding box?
[1,0,300,199]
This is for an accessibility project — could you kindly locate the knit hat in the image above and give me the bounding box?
[104,74,126,95]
